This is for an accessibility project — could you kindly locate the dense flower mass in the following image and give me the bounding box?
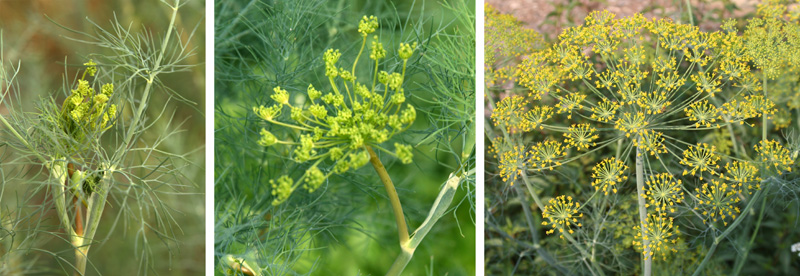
[254,16,418,205]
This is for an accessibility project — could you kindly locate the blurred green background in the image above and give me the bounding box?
[0,0,205,275]
[214,0,474,275]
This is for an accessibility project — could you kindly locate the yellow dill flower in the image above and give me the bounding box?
[744,94,777,120]
[498,145,527,184]
[773,109,792,130]
[680,143,721,179]
[723,161,761,193]
[754,140,794,175]
[521,106,553,131]
[528,139,568,171]
[614,112,648,138]
[655,71,686,92]
[632,214,680,261]
[642,173,684,213]
[637,91,672,115]
[541,195,583,239]
[591,157,628,195]
[694,179,741,225]
[691,71,722,96]
[563,124,599,151]
[491,96,528,133]
[590,99,620,123]
[684,100,721,128]
[485,4,543,87]
[516,50,561,100]
[634,130,667,158]
[720,98,758,125]
[555,92,586,119]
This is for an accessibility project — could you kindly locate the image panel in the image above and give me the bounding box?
[0,0,205,275]
[214,0,475,275]
[485,1,800,275]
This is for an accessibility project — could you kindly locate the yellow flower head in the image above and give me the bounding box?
[642,173,684,213]
[541,195,583,239]
[633,214,680,261]
[591,157,628,195]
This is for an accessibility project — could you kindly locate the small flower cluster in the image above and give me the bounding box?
[60,60,117,141]
[642,173,684,213]
[694,180,741,226]
[541,195,583,239]
[632,214,679,261]
[254,16,418,205]
[591,157,628,195]
[755,140,795,175]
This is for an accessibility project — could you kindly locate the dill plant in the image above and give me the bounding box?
[214,0,475,275]
[1,0,203,274]
[486,1,800,275]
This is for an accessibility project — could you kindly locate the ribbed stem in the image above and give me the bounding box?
[635,145,652,276]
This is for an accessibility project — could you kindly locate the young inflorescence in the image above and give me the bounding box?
[254,15,418,205]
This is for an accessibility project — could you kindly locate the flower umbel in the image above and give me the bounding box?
[591,157,628,195]
[632,214,680,261]
[254,16,417,204]
[541,195,583,239]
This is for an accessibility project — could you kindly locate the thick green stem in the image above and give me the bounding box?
[635,145,652,276]
[367,146,409,244]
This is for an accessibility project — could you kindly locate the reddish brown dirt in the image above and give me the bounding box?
[486,0,760,40]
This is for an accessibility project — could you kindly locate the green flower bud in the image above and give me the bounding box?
[370,37,386,60]
[101,83,114,96]
[358,15,379,36]
[257,128,278,147]
[395,143,413,164]
[334,159,350,173]
[307,84,321,100]
[93,94,109,104]
[400,104,416,125]
[324,49,341,78]
[303,166,325,192]
[270,175,294,205]
[271,87,290,105]
[391,92,405,105]
[329,147,344,161]
[388,72,403,90]
[309,104,327,119]
[398,42,417,60]
[350,150,370,168]
[378,71,389,85]
[84,60,98,77]
[253,104,282,121]
[339,68,355,82]
[290,106,304,122]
